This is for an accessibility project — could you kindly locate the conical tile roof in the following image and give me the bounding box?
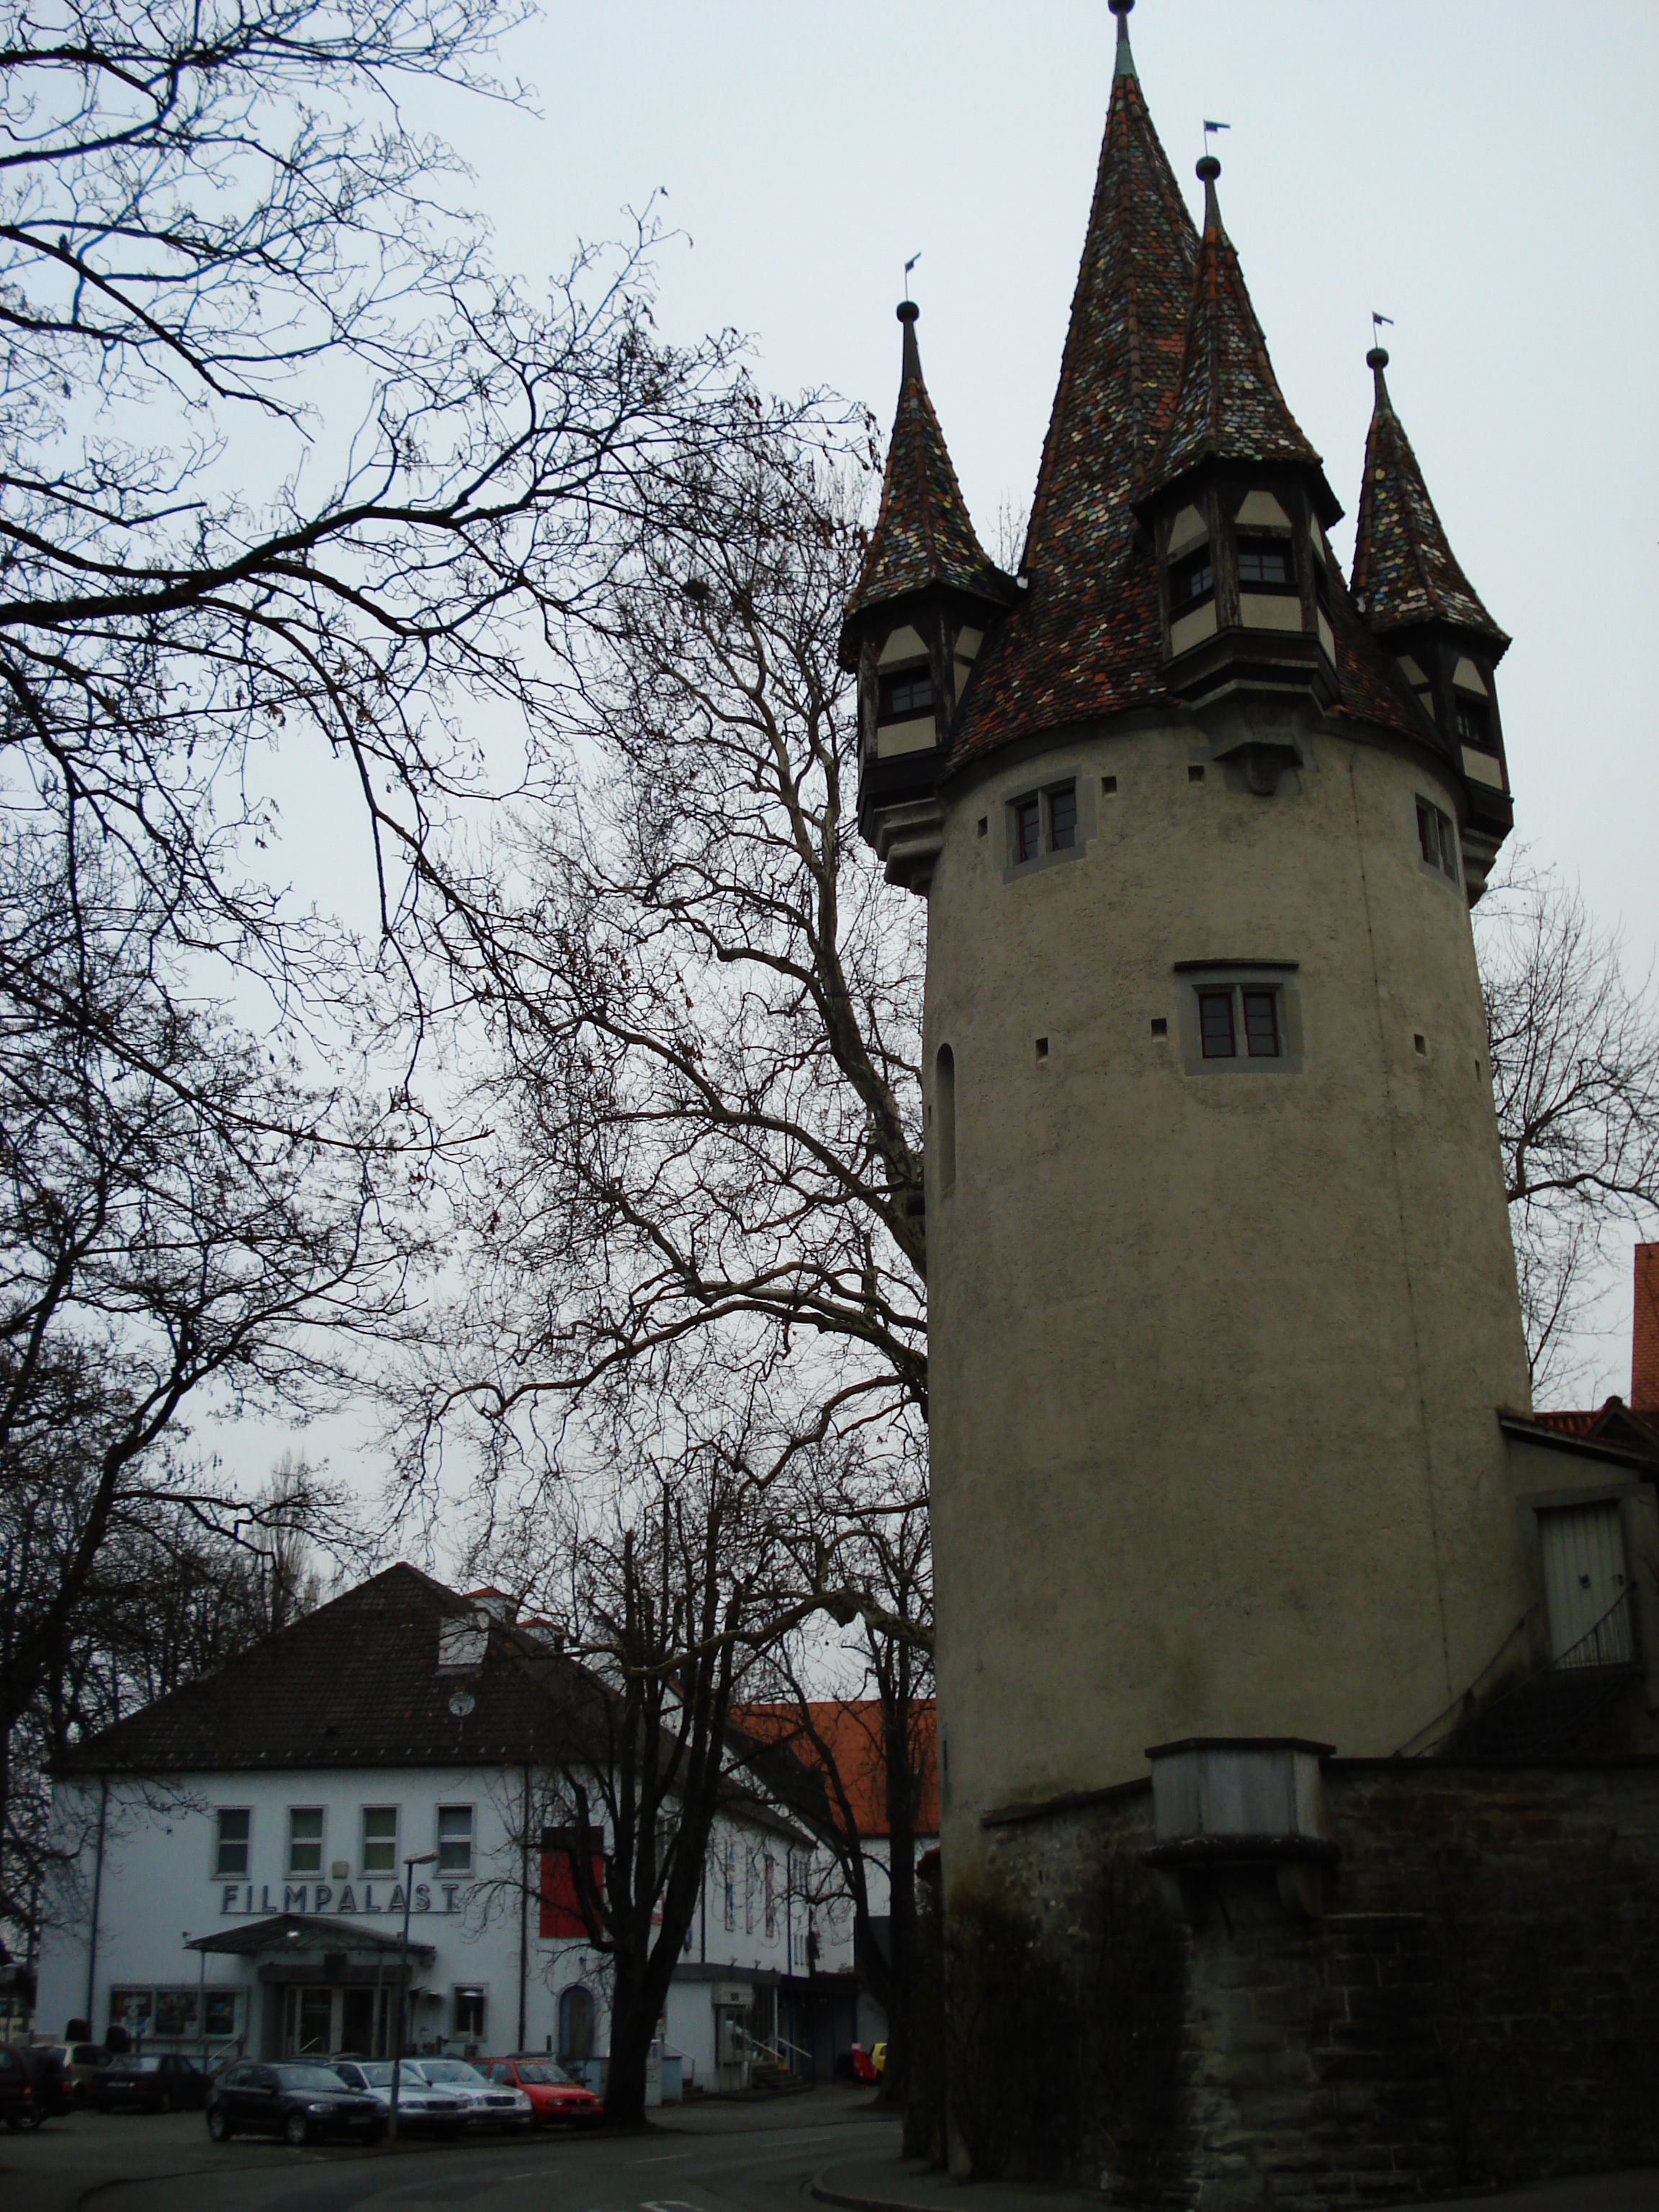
[1137,158,1336,517]
[1351,350,1508,651]
[840,302,1010,660]
[950,9,1196,759]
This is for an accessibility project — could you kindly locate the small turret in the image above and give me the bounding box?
[1134,155,1344,714]
[1352,344,1513,896]
[840,302,1013,891]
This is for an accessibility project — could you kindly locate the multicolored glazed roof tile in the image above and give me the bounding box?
[950,17,1195,760]
[1351,351,1509,649]
[840,302,1010,657]
[1137,161,1336,516]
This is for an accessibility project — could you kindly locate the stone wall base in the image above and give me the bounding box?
[966,1761,1659,2206]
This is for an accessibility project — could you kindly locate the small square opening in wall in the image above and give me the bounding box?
[1150,1017,1168,1038]
[1188,764,1205,783]
[976,817,988,837]
[1414,1034,1428,1056]
[1102,775,1118,795]
[1035,1036,1050,1061]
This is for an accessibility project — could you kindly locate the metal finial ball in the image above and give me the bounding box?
[896,301,920,325]
[1197,155,1221,182]
[1366,346,1389,370]
[1109,0,1134,16]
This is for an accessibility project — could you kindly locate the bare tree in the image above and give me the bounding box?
[744,1457,934,2116]
[1477,854,1659,1395]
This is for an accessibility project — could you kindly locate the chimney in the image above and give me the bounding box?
[1633,1244,1659,1413]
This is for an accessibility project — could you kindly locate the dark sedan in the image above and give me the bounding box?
[206,2060,384,2146]
[0,2044,71,2128]
[97,2053,212,2113]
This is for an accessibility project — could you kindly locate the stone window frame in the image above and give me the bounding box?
[1414,793,1461,890]
[1002,768,1096,883]
[1174,961,1303,1076]
[436,1801,475,1876]
[360,1802,400,1876]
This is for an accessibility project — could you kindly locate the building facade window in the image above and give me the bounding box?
[878,667,933,721]
[1236,537,1292,588]
[723,1843,736,1931]
[1199,989,1235,1059]
[361,1806,399,1875]
[214,1808,251,1877]
[1454,693,1489,749]
[287,1807,323,1875]
[454,1987,486,2041]
[764,1853,777,1938]
[1170,545,1214,607]
[1007,778,1084,872]
[934,1044,956,1194]
[559,1984,595,2062]
[1416,796,1459,882]
[437,1804,474,1876]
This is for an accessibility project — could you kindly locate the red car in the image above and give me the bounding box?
[480,2056,602,2126]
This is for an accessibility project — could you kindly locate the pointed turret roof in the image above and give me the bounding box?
[840,302,1009,660]
[1351,348,1508,652]
[950,1,1197,758]
[1137,156,1339,521]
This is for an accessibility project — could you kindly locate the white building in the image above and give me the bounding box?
[35,1566,855,2087]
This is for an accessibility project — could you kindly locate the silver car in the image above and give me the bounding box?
[325,2058,467,2136]
[404,2057,533,2130]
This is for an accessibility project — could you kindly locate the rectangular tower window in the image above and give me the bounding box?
[437,1804,475,1876]
[1048,783,1076,850]
[1170,546,1214,606]
[1243,990,1280,1058]
[1014,794,1040,863]
[878,667,933,721]
[1236,538,1292,588]
[1416,796,1459,882]
[1454,693,1489,749]
[1199,990,1236,1058]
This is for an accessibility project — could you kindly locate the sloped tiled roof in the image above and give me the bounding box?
[1529,1398,1659,1463]
[950,14,1195,760]
[1351,350,1508,650]
[1136,159,1334,515]
[56,1563,600,1775]
[732,1699,938,1842]
[840,304,1010,657]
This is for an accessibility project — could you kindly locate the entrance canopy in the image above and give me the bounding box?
[186,1912,435,1963]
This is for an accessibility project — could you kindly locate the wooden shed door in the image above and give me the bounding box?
[1539,1501,1633,1668]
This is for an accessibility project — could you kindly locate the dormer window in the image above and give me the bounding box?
[1236,538,1292,590]
[1169,546,1215,609]
[879,667,934,722]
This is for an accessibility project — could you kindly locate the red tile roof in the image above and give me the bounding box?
[732,1699,938,1842]
[1350,352,1508,650]
[1137,161,1334,519]
[840,305,1010,662]
[1529,1398,1659,1462]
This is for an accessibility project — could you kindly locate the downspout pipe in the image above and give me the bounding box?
[518,1765,531,2053]
[84,1774,109,2030]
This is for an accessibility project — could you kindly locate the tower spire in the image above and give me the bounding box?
[1110,0,1136,80]
[1352,345,1506,649]
[1137,154,1339,520]
[840,301,1007,655]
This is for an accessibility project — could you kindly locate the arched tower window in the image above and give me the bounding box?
[935,1045,956,1194]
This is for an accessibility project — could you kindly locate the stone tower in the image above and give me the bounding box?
[840,2,1534,1875]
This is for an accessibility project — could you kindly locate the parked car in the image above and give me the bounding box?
[204,2060,384,2146]
[324,2058,467,2136]
[97,2053,213,2113]
[0,2044,72,2128]
[480,2056,603,2126]
[65,2044,115,2104]
[402,2058,533,2131]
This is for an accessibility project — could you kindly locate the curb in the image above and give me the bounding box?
[809,2167,945,2212]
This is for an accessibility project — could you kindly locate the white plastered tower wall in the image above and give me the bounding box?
[922,698,1534,1866]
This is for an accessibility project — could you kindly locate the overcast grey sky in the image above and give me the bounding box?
[240,1,1657,1501]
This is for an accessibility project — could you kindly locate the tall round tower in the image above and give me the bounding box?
[842,2,1533,1871]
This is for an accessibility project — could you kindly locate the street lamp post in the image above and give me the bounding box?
[387,1852,439,2145]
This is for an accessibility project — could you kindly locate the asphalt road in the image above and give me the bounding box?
[4,2091,902,2212]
